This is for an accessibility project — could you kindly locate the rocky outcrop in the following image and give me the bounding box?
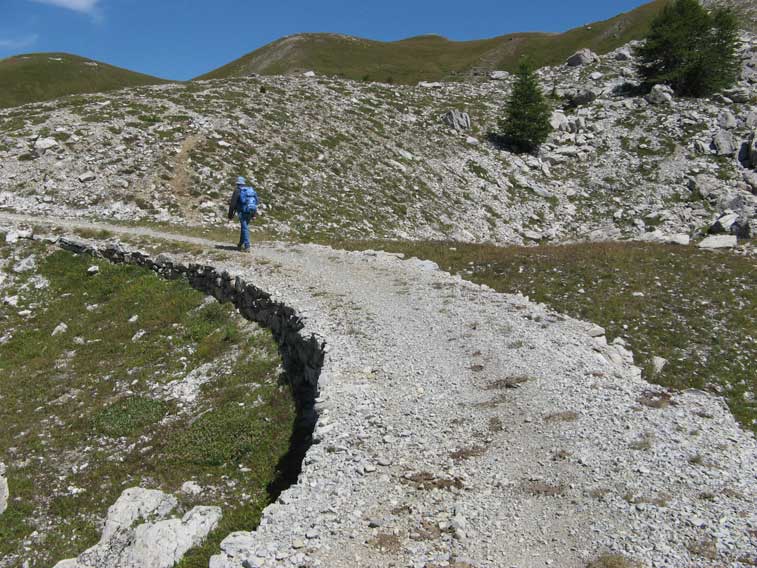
[442,109,471,131]
[53,487,222,568]
[566,48,598,66]
[749,130,757,168]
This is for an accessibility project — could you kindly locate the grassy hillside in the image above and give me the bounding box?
[196,0,666,83]
[0,53,169,109]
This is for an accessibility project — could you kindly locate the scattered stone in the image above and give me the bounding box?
[52,322,69,336]
[748,131,757,169]
[489,70,510,81]
[615,46,633,61]
[302,71,316,78]
[181,481,203,496]
[569,89,598,106]
[87,265,100,275]
[78,171,96,183]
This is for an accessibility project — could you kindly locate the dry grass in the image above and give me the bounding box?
[586,554,642,568]
[638,390,675,409]
[449,446,487,462]
[486,375,530,390]
[402,471,464,491]
[523,480,565,497]
[544,411,579,423]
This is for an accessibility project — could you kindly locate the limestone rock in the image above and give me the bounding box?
[712,130,736,156]
[748,131,757,169]
[717,110,737,129]
[645,84,674,105]
[569,89,598,106]
[442,110,471,131]
[652,356,668,375]
[698,235,738,249]
[566,48,598,66]
[78,172,96,183]
[53,487,222,568]
[34,137,58,152]
[51,322,68,336]
[615,46,633,61]
[489,70,510,81]
[0,463,8,515]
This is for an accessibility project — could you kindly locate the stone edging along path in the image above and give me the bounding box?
[1,214,756,568]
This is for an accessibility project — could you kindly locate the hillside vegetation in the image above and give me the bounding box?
[0,53,169,109]
[197,0,666,83]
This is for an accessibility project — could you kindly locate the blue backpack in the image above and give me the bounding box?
[238,186,258,215]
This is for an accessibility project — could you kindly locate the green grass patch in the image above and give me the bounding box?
[93,397,168,438]
[0,239,294,567]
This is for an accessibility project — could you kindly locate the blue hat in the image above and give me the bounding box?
[236,176,246,185]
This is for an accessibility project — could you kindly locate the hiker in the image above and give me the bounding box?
[227,176,259,252]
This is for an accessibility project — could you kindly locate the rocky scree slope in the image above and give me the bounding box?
[0,36,756,245]
[23,230,756,568]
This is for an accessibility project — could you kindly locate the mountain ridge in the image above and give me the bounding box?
[195,0,667,82]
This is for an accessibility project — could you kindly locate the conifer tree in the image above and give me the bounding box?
[500,62,552,154]
[636,0,739,97]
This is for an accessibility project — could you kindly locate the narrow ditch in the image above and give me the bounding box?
[58,236,324,503]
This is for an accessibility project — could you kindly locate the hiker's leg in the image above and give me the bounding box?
[237,217,244,249]
[240,213,251,250]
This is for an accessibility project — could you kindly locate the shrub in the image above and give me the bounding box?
[636,0,739,97]
[499,62,552,153]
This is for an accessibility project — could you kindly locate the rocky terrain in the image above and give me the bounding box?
[1,224,753,568]
[0,34,755,247]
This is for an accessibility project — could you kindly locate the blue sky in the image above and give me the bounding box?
[1,0,650,80]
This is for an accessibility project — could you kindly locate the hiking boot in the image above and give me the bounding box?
[241,246,251,253]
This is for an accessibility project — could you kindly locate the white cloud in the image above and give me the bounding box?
[28,0,99,14]
[0,34,40,50]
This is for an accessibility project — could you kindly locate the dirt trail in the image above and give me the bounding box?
[1,211,755,568]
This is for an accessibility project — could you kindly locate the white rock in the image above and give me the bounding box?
[181,481,203,496]
[79,172,96,183]
[55,487,221,568]
[87,265,100,275]
[52,322,69,336]
[34,137,58,151]
[0,462,8,515]
[698,235,738,249]
[645,84,674,105]
[303,71,316,78]
[652,356,668,375]
[489,70,510,81]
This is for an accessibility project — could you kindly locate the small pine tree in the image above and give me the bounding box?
[500,62,552,154]
[637,0,740,97]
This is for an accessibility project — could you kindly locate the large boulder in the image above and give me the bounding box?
[712,130,736,156]
[698,235,738,249]
[53,487,222,568]
[645,84,674,105]
[442,110,471,131]
[566,48,599,67]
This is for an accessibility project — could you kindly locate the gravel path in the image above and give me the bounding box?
[1,211,756,568]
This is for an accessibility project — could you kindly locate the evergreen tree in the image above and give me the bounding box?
[637,0,740,97]
[500,62,552,154]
